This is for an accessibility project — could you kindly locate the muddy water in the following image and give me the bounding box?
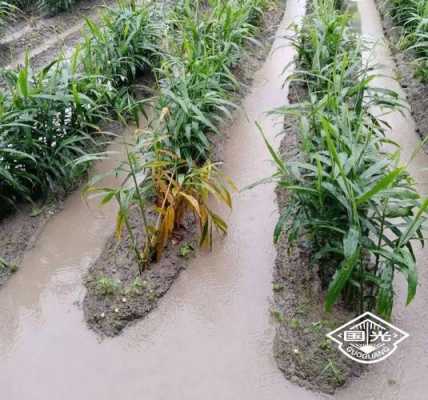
[336,1,428,399]
[0,1,323,399]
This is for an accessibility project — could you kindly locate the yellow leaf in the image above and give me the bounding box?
[115,212,124,241]
[179,192,201,217]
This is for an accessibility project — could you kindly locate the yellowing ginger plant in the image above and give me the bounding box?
[151,157,234,260]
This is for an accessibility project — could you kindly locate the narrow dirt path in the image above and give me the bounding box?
[0,1,322,399]
[336,1,428,399]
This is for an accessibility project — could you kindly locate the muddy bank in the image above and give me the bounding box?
[374,0,428,147]
[0,203,59,286]
[273,118,365,394]
[83,1,288,337]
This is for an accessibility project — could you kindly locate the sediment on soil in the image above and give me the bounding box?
[374,0,428,148]
[83,0,287,337]
[272,81,365,395]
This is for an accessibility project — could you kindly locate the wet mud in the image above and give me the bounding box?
[0,203,58,286]
[83,208,198,337]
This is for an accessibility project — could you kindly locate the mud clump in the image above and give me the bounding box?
[375,0,428,151]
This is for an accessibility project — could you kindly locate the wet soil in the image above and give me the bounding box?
[0,203,58,286]
[0,118,126,288]
[83,0,288,337]
[83,210,198,337]
[374,0,428,148]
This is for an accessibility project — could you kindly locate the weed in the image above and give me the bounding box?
[271,308,285,322]
[179,243,194,257]
[96,276,120,296]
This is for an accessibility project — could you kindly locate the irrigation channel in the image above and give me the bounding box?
[0,0,427,399]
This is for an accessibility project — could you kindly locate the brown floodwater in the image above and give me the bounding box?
[1,0,427,398]
[0,1,322,399]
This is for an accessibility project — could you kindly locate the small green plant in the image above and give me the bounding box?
[96,276,120,296]
[179,243,194,257]
[124,277,146,296]
[0,257,9,270]
[290,318,301,329]
[320,360,345,385]
[271,308,285,322]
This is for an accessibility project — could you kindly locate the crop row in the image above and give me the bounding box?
[0,0,160,212]
[267,0,427,318]
[87,0,269,269]
[1,0,79,20]
[387,0,428,81]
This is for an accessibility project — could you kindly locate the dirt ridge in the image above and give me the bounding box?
[0,0,118,70]
[272,86,365,394]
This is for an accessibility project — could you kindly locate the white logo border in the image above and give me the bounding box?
[326,311,409,365]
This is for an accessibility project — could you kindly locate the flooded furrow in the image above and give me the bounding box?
[0,1,322,399]
[336,1,428,399]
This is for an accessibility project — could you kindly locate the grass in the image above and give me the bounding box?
[265,0,427,319]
